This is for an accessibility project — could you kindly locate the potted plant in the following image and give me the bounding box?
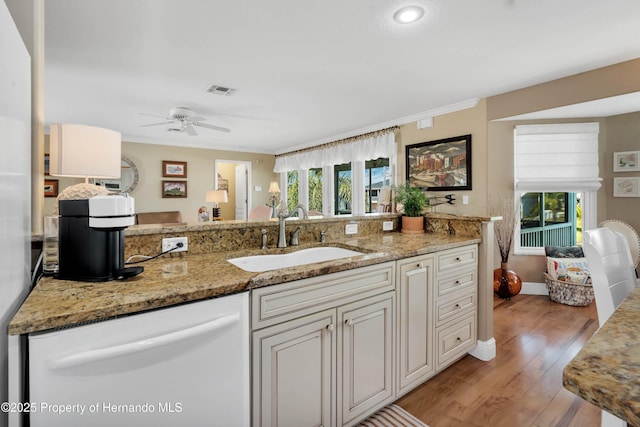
[395,182,428,234]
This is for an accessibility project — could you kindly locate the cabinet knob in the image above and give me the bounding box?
[456,337,462,342]
[455,303,461,309]
[326,324,334,332]
[417,262,423,268]
[345,319,354,326]
[454,280,460,285]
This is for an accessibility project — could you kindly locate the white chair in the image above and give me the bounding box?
[582,227,637,427]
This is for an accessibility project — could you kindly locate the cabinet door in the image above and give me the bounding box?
[396,255,435,394]
[253,309,336,427]
[338,293,394,426]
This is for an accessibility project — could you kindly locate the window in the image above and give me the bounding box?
[514,123,600,255]
[309,168,323,213]
[334,163,352,215]
[364,158,390,213]
[520,192,580,247]
[286,170,298,212]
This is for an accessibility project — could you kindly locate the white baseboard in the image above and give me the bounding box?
[469,338,496,361]
[521,281,548,295]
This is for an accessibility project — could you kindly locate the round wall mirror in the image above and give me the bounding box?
[119,156,139,193]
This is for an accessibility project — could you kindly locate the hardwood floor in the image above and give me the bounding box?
[395,294,601,427]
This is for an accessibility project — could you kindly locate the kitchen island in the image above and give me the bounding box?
[10,231,480,335]
[563,285,640,426]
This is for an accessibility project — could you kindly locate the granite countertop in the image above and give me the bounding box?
[563,285,640,425]
[10,232,479,335]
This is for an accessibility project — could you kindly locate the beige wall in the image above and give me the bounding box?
[397,99,489,217]
[602,111,640,233]
[43,140,277,223]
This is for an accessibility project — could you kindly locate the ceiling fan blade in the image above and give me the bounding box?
[190,116,206,122]
[184,124,198,136]
[138,112,170,120]
[140,121,174,127]
[193,121,231,133]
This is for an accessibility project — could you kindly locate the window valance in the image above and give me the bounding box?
[514,123,602,192]
[274,127,397,172]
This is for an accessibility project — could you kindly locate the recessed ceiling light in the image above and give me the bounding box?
[393,5,425,24]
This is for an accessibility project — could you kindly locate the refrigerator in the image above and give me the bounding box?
[0,2,33,427]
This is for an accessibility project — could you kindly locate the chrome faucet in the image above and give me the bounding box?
[290,226,301,246]
[277,204,308,248]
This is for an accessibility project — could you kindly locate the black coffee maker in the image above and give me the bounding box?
[57,195,143,282]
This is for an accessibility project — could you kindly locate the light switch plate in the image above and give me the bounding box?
[345,223,358,235]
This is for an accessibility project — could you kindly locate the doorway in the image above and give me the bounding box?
[214,159,252,220]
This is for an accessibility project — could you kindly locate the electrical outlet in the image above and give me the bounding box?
[162,237,188,253]
[345,223,358,235]
[383,221,393,231]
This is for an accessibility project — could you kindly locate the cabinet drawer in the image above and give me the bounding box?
[436,268,476,297]
[436,312,476,371]
[252,262,395,330]
[437,245,477,274]
[436,288,476,327]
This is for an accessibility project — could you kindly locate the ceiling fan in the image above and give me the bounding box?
[139,107,231,135]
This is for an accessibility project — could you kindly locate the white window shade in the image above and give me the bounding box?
[514,123,601,192]
[274,132,396,172]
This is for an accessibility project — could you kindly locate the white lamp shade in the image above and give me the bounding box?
[49,124,121,179]
[206,189,228,203]
[268,181,280,193]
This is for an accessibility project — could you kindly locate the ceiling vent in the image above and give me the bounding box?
[204,84,236,96]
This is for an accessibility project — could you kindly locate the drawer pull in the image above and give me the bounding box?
[454,280,460,285]
[455,303,461,309]
[455,257,461,262]
[456,337,462,342]
[345,319,354,326]
[417,262,423,268]
[326,324,335,332]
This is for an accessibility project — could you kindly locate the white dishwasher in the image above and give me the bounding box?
[28,292,250,427]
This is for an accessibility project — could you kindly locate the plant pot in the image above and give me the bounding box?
[401,216,424,234]
[493,262,522,300]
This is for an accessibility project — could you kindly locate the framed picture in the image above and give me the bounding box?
[162,180,188,198]
[162,160,188,178]
[613,177,640,197]
[44,153,50,175]
[613,151,640,172]
[44,179,58,197]
[406,134,472,191]
[218,178,229,191]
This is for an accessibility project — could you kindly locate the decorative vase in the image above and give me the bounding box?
[493,262,522,300]
[401,216,424,234]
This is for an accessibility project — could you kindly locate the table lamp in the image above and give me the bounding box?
[49,123,121,198]
[268,181,280,218]
[206,189,228,220]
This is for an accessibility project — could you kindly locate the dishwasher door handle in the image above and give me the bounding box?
[49,312,240,370]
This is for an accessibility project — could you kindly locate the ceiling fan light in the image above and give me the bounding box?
[393,5,425,24]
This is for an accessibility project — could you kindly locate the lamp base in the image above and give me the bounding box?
[211,207,221,219]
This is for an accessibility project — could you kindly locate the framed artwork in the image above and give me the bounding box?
[162,160,188,178]
[44,153,50,175]
[613,151,640,172]
[44,179,58,197]
[218,178,229,191]
[406,134,472,191]
[162,180,188,198]
[613,177,640,197]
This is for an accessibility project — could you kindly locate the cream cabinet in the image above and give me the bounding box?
[395,254,435,395]
[251,262,396,427]
[435,245,478,371]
